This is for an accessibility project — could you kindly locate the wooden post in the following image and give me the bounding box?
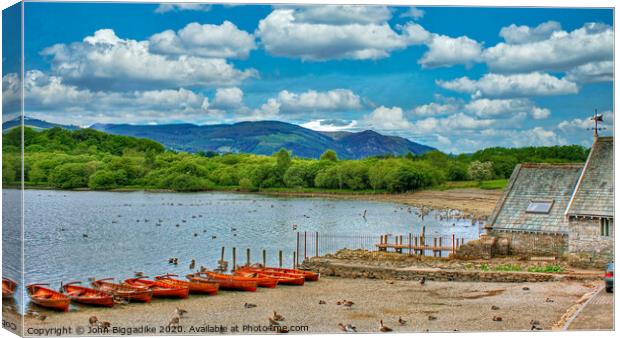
[220,246,225,263]
[304,231,307,259]
[246,248,251,266]
[439,237,443,257]
[315,231,319,257]
[456,238,460,247]
[433,238,437,257]
[232,247,237,271]
[262,249,266,267]
[279,250,283,268]
[293,252,297,268]
[452,234,455,254]
[461,238,465,248]
[408,233,412,256]
[296,232,300,264]
[414,236,418,255]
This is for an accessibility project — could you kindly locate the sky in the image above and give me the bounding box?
[1,2,614,153]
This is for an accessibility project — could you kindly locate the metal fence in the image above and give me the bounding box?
[294,231,477,265]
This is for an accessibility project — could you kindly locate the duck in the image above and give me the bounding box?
[379,320,392,332]
[343,300,354,307]
[175,307,188,318]
[491,305,500,310]
[338,323,357,332]
[492,316,503,322]
[318,300,326,305]
[134,271,144,277]
[398,317,407,326]
[428,315,437,321]
[268,317,280,326]
[272,311,285,321]
[244,303,257,308]
[99,321,111,328]
[189,259,196,270]
[169,316,180,326]
[420,276,426,285]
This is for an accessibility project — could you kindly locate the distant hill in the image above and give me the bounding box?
[2,116,79,132]
[3,117,434,159]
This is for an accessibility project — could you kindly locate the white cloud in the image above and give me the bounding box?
[2,72,21,114]
[293,5,392,25]
[412,102,459,117]
[557,111,614,133]
[213,87,244,109]
[17,70,216,125]
[565,61,613,83]
[248,99,281,121]
[300,119,358,131]
[437,72,578,98]
[400,7,425,20]
[419,34,483,68]
[256,8,410,60]
[483,22,613,73]
[155,4,212,13]
[42,29,257,90]
[364,106,413,130]
[481,127,566,147]
[276,89,363,113]
[499,21,562,44]
[464,98,550,120]
[149,21,256,59]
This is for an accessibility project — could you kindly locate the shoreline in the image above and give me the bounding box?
[8,186,501,218]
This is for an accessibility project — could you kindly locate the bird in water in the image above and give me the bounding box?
[379,320,393,332]
[189,259,196,270]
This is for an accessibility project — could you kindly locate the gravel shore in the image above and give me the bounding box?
[21,277,597,335]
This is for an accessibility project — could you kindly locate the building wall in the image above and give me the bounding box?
[568,217,614,268]
[487,230,567,257]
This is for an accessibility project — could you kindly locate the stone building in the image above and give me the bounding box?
[565,136,614,267]
[485,136,614,267]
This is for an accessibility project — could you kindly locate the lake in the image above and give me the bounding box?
[3,189,480,310]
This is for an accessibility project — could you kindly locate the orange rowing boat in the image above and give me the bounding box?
[229,271,279,288]
[61,281,114,307]
[155,274,218,295]
[124,278,189,299]
[2,277,17,299]
[237,267,305,285]
[27,284,71,312]
[187,272,257,292]
[261,267,319,281]
[91,278,152,303]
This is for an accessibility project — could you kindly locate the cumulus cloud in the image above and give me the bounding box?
[437,72,578,98]
[213,87,244,109]
[364,106,413,130]
[400,7,425,20]
[419,34,483,68]
[293,5,392,25]
[149,21,256,59]
[16,70,215,125]
[557,111,613,134]
[2,72,21,114]
[412,102,459,117]
[565,61,613,83]
[256,8,413,60]
[155,4,212,13]
[464,98,550,120]
[483,22,613,73]
[481,127,566,147]
[300,119,358,131]
[276,89,363,113]
[499,21,562,44]
[41,29,257,90]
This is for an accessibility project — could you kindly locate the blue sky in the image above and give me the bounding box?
[2,3,614,153]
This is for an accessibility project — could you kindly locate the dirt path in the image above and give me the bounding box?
[21,277,595,335]
[263,188,502,218]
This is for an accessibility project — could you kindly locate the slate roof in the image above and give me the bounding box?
[566,137,614,218]
[488,163,584,234]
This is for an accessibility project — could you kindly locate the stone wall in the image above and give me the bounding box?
[301,258,597,283]
[568,217,614,268]
[487,230,567,257]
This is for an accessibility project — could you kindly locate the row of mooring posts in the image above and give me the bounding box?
[377,232,467,257]
[220,246,295,271]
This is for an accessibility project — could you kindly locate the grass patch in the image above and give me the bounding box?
[527,264,563,273]
[434,179,508,191]
[479,179,508,190]
[492,263,522,272]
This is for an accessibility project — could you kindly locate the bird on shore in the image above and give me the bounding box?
[530,319,541,326]
[522,286,530,291]
[169,316,180,326]
[338,323,357,332]
[492,316,503,322]
[491,305,500,310]
[100,321,111,328]
[319,300,326,305]
[244,303,257,308]
[343,300,354,307]
[545,298,554,303]
[420,277,426,285]
[175,307,188,318]
[88,316,98,326]
[428,315,437,321]
[398,317,407,326]
[272,311,285,321]
[37,314,48,321]
[379,320,393,332]
[268,317,280,326]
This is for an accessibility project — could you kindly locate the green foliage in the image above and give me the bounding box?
[527,264,563,273]
[2,126,590,193]
[492,263,522,272]
[468,161,494,182]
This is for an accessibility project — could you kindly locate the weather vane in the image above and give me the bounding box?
[589,109,605,138]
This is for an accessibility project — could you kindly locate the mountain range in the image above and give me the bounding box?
[3,117,434,159]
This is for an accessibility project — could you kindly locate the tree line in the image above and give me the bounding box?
[2,127,590,193]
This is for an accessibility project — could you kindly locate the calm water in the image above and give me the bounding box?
[3,189,480,310]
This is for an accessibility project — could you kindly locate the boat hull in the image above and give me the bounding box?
[238,268,305,285]
[124,278,189,299]
[155,276,219,295]
[62,284,115,307]
[27,284,71,312]
[188,273,257,292]
[2,278,17,299]
[91,280,152,303]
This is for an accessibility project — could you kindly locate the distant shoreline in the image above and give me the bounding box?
[6,184,501,218]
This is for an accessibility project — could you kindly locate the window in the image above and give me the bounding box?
[526,200,554,214]
[600,218,612,237]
